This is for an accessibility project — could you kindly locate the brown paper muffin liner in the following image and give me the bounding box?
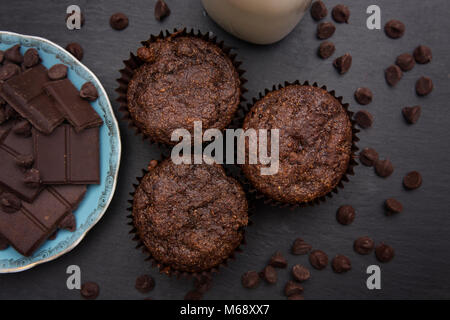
[127,160,249,281]
[115,28,248,148]
[230,80,360,210]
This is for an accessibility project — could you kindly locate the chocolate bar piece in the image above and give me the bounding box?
[0,184,86,256]
[43,79,103,132]
[0,65,64,134]
[33,124,100,184]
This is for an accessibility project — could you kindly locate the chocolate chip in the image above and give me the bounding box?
[58,213,76,232]
[332,4,350,23]
[354,237,374,255]
[311,0,328,21]
[416,76,433,96]
[317,22,336,40]
[48,231,58,240]
[385,65,403,86]
[384,20,405,39]
[401,106,421,125]
[284,281,304,297]
[241,271,260,289]
[80,82,99,101]
[375,243,394,263]
[291,238,312,255]
[359,148,379,167]
[354,87,373,105]
[331,255,351,273]
[333,53,352,74]
[403,171,422,190]
[66,11,85,27]
[135,275,155,293]
[184,290,203,300]
[194,275,213,293]
[309,250,328,270]
[375,159,394,178]
[148,160,159,171]
[1,193,22,213]
[288,294,304,300]
[80,282,100,300]
[413,45,432,64]
[292,264,310,282]
[0,50,4,63]
[354,110,373,129]
[0,63,21,81]
[13,120,32,137]
[16,154,34,169]
[336,205,355,225]
[23,48,40,68]
[24,168,41,188]
[48,64,68,80]
[385,198,403,214]
[0,234,9,250]
[260,265,277,284]
[155,0,171,21]
[65,43,84,61]
[4,45,23,64]
[110,13,129,30]
[396,53,415,72]
[269,252,288,268]
[318,41,335,59]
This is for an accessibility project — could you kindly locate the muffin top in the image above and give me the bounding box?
[127,35,241,145]
[133,159,248,273]
[242,84,353,204]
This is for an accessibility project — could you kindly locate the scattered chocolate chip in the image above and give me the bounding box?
[385,65,403,86]
[291,238,312,255]
[317,22,336,40]
[375,243,394,263]
[354,110,373,129]
[48,231,58,240]
[288,294,304,300]
[311,0,328,21]
[65,43,84,61]
[148,160,159,170]
[375,159,394,178]
[354,237,374,255]
[332,4,350,23]
[359,148,379,167]
[80,82,99,101]
[396,53,415,72]
[292,264,310,282]
[336,205,355,225]
[269,252,288,268]
[16,154,34,169]
[384,20,405,39]
[0,234,9,250]
[0,63,21,81]
[4,45,23,64]
[1,193,22,213]
[0,50,4,63]
[354,87,373,105]
[333,53,352,74]
[241,271,260,289]
[413,45,432,64]
[416,76,433,96]
[260,265,277,284]
[284,281,304,297]
[48,64,68,80]
[58,213,76,232]
[402,106,421,124]
[135,275,155,293]
[110,13,129,30]
[318,41,335,59]
[403,171,422,190]
[66,11,85,27]
[80,282,100,300]
[13,120,32,137]
[385,198,403,215]
[24,168,41,188]
[331,255,351,273]
[194,275,213,293]
[155,0,171,21]
[309,250,328,270]
[184,290,203,300]
[23,48,40,68]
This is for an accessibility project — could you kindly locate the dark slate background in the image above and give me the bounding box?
[0,0,449,300]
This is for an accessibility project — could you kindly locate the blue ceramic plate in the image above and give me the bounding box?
[0,31,121,273]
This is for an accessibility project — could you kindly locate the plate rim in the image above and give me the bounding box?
[0,30,122,273]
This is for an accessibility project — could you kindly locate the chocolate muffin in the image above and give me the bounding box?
[242,84,353,204]
[127,33,241,145]
[132,159,248,273]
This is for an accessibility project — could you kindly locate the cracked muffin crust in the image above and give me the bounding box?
[127,35,241,145]
[133,159,248,273]
[242,84,353,204]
